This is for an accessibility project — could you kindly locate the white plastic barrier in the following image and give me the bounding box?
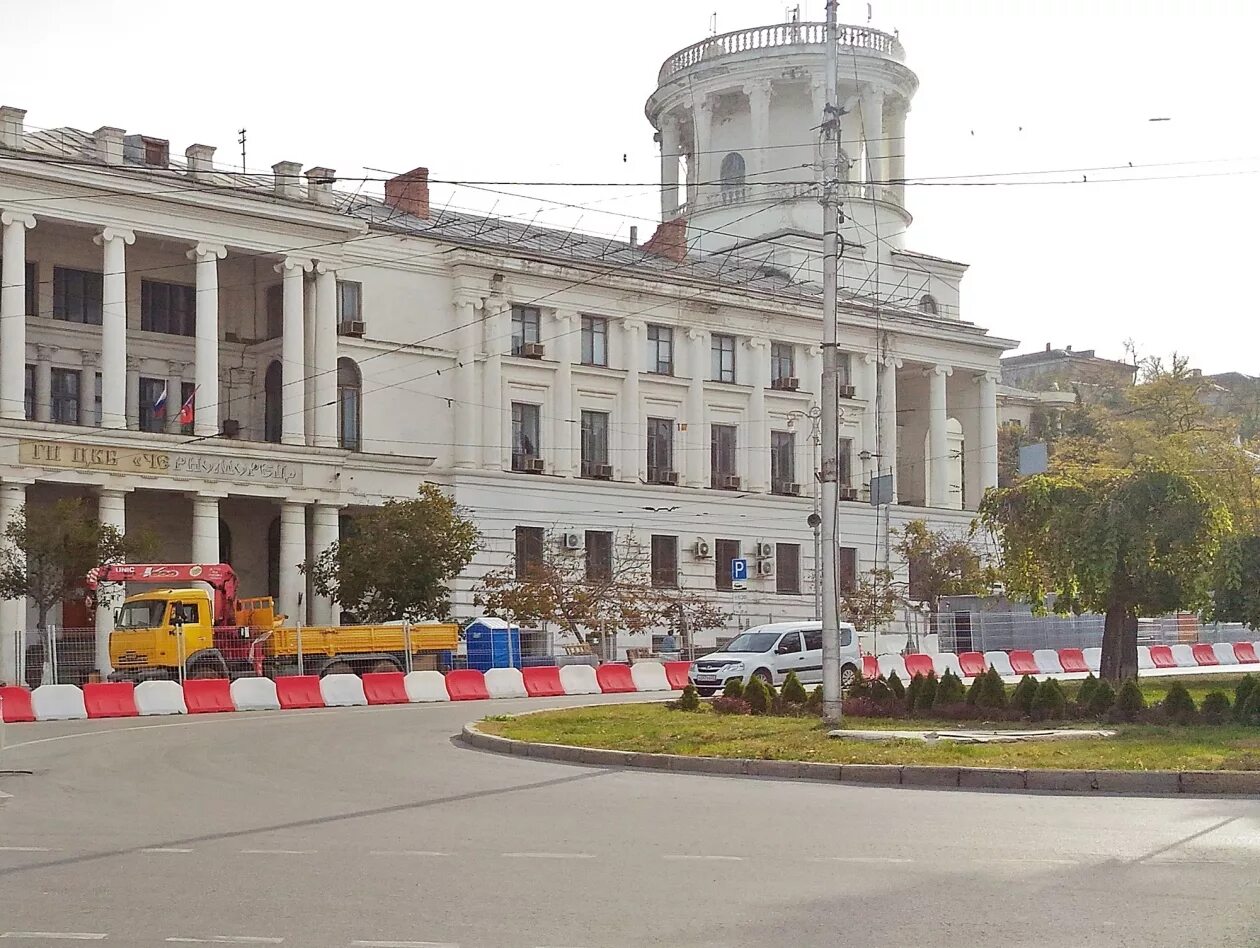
[630,661,671,692]
[134,679,187,716]
[1032,649,1064,676]
[230,676,281,711]
[319,673,367,708]
[559,663,601,695]
[404,670,450,703]
[1211,642,1239,666]
[1138,646,1156,671]
[931,653,964,679]
[1169,644,1197,668]
[484,667,528,699]
[1082,647,1103,672]
[31,683,88,721]
[983,650,1016,679]
[877,654,908,681]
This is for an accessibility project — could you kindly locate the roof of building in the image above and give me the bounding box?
[1001,346,1133,370]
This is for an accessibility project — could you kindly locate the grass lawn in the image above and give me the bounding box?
[481,672,1260,772]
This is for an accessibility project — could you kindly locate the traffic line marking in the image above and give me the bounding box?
[662,854,743,861]
[349,942,458,947]
[809,855,913,864]
[141,848,194,854]
[369,850,448,857]
[239,849,313,855]
[0,846,54,853]
[0,934,109,941]
[501,852,596,859]
[166,938,284,944]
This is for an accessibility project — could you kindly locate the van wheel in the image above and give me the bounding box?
[752,668,773,686]
[841,664,858,688]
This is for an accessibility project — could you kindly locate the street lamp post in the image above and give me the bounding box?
[787,406,823,620]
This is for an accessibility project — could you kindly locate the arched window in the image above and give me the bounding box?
[219,519,232,565]
[337,357,362,451]
[720,152,746,198]
[266,516,280,599]
[918,294,939,316]
[264,360,282,443]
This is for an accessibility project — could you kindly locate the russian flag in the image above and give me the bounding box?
[152,386,168,418]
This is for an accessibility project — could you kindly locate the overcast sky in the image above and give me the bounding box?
[5,0,1257,373]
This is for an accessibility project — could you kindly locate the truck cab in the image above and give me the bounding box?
[110,587,218,679]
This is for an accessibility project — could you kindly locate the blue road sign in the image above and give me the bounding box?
[731,558,749,582]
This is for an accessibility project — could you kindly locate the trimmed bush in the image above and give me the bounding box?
[743,674,772,715]
[869,677,893,703]
[913,672,939,712]
[964,672,984,706]
[1030,678,1068,720]
[1010,675,1039,715]
[721,677,745,700]
[671,684,701,711]
[904,673,924,711]
[806,685,824,715]
[781,671,808,706]
[1234,675,1256,719]
[1162,682,1196,722]
[1243,687,1260,722]
[935,668,966,706]
[886,671,905,700]
[1076,673,1099,708]
[711,696,751,715]
[845,672,870,700]
[1114,679,1147,720]
[976,667,1009,710]
[1201,691,1231,721]
[1086,679,1116,716]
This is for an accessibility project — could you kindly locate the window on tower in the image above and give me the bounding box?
[720,152,746,203]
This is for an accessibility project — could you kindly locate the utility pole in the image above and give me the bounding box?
[819,0,845,723]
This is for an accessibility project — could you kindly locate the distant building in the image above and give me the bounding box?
[1000,344,1136,394]
[1200,372,1260,440]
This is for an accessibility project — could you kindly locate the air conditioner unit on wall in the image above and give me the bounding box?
[756,559,775,577]
[520,342,546,359]
[694,539,712,558]
[562,532,582,550]
[338,320,366,338]
[755,541,774,559]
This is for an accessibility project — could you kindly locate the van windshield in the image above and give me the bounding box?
[721,631,781,653]
[115,600,168,630]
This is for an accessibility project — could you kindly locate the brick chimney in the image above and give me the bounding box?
[0,106,26,149]
[642,217,688,262]
[383,167,430,219]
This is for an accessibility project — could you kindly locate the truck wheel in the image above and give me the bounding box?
[322,661,355,677]
[368,659,401,674]
[187,662,224,680]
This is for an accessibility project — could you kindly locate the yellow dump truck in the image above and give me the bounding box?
[88,563,458,681]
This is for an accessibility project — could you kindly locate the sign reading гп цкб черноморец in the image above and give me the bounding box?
[18,439,302,486]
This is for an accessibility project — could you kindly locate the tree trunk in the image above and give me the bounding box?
[1100,600,1138,682]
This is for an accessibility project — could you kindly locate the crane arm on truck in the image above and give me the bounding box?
[85,563,240,625]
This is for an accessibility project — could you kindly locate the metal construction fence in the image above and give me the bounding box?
[934,611,1255,654]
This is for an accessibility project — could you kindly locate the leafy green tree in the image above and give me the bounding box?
[305,485,479,623]
[839,567,902,631]
[981,468,1229,682]
[894,520,998,611]
[1209,535,1260,630]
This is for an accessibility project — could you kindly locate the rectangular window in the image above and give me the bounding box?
[514,526,545,579]
[138,377,167,433]
[837,351,852,386]
[646,324,673,375]
[265,284,284,340]
[93,372,103,427]
[23,364,34,420]
[650,535,678,588]
[585,530,613,583]
[50,367,80,424]
[838,547,857,593]
[646,417,674,482]
[52,267,103,325]
[771,430,795,493]
[511,402,541,470]
[776,543,801,594]
[140,280,196,336]
[711,333,736,383]
[715,538,739,591]
[837,436,853,487]
[337,280,362,324]
[511,305,541,355]
[770,342,795,382]
[580,315,608,366]
[711,423,737,487]
[24,261,37,317]
[180,381,195,436]
[580,410,610,474]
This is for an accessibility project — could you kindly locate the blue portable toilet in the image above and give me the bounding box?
[464,617,522,671]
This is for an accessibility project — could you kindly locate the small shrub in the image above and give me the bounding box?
[1234,675,1256,719]
[1243,687,1260,722]
[842,696,897,718]
[904,673,924,711]
[845,672,870,700]
[806,685,824,715]
[721,677,745,700]
[1076,673,1099,708]
[781,670,808,706]
[886,671,905,700]
[913,672,939,712]
[1086,679,1116,716]
[976,667,1009,710]
[743,674,772,715]
[1030,678,1068,720]
[869,677,893,703]
[1201,691,1231,722]
[670,684,701,711]
[1162,682,1197,722]
[1114,679,1147,720]
[711,696,751,715]
[935,669,966,706]
[964,672,984,706]
[1010,675,1039,715]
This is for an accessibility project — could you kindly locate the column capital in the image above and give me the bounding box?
[188,242,226,262]
[313,259,344,275]
[94,226,135,247]
[187,490,229,501]
[881,355,903,369]
[686,326,706,342]
[126,355,142,371]
[976,370,1000,384]
[742,336,770,352]
[0,477,35,488]
[0,210,36,229]
[622,318,645,333]
[885,95,911,118]
[742,77,773,100]
[452,289,482,309]
[862,351,880,365]
[554,308,580,325]
[929,364,953,378]
[274,255,313,274]
[35,343,58,361]
[96,486,133,498]
[167,359,190,375]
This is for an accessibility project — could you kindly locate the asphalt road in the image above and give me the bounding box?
[1,695,1259,948]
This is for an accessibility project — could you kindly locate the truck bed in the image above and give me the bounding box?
[266,623,459,659]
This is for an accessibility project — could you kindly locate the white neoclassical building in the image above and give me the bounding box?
[0,17,1014,679]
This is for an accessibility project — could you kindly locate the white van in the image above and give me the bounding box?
[688,620,861,696]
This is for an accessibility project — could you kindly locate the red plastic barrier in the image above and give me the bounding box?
[903,654,935,678]
[444,669,490,701]
[1148,645,1177,669]
[522,666,565,697]
[663,661,691,690]
[83,681,138,719]
[1234,642,1259,664]
[274,675,324,710]
[958,652,987,678]
[596,663,636,694]
[182,678,235,713]
[862,655,879,680]
[1191,643,1219,666]
[0,685,35,723]
[1009,650,1040,676]
[1056,649,1089,673]
[362,672,408,705]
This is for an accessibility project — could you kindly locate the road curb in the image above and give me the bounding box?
[460,720,1260,797]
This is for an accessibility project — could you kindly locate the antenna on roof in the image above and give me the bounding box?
[237,128,246,173]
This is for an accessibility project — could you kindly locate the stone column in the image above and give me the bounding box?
[313,263,338,447]
[190,493,221,565]
[0,211,34,422]
[978,371,999,498]
[553,310,577,477]
[885,97,909,204]
[481,294,508,468]
[659,115,681,218]
[125,356,141,431]
[95,488,127,677]
[879,356,901,502]
[744,78,772,180]
[277,502,306,627]
[620,319,643,481]
[745,337,771,492]
[166,361,188,433]
[692,97,713,206]
[453,293,482,468]
[189,243,226,437]
[303,272,317,445]
[310,504,340,627]
[34,345,54,422]
[860,86,885,187]
[277,257,311,446]
[928,364,952,507]
[859,353,879,491]
[685,327,708,489]
[0,480,27,685]
[95,227,134,431]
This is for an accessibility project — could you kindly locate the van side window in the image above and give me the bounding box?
[803,629,823,651]
[840,626,852,647]
[777,632,802,654]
